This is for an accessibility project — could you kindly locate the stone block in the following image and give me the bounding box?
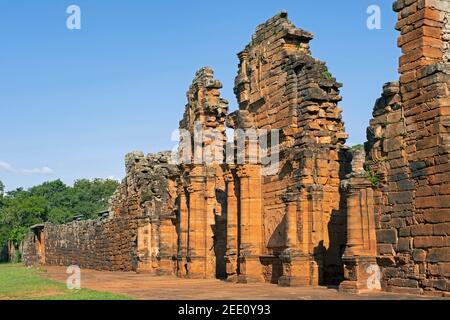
[397,238,413,252]
[377,229,398,244]
[414,236,450,248]
[427,248,450,263]
[411,224,434,236]
[413,249,427,262]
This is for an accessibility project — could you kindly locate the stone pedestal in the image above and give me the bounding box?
[340,256,379,294]
[237,257,265,283]
[278,251,319,287]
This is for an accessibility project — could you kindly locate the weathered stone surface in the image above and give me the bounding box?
[22,3,450,297]
[229,11,350,286]
[377,230,399,244]
[365,0,450,297]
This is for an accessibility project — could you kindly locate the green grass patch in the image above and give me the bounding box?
[0,264,132,300]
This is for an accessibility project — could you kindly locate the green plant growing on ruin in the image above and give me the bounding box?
[349,144,364,153]
[367,170,380,188]
[323,70,333,80]
[374,157,388,164]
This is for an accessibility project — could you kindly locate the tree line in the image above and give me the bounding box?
[0,179,119,262]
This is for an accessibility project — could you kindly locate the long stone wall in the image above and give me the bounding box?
[42,217,138,271]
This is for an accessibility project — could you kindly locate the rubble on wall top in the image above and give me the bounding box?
[382,81,400,95]
[394,0,450,13]
[351,146,366,174]
[191,67,223,90]
[250,11,314,47]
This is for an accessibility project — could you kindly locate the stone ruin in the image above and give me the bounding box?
[23,1,450,297]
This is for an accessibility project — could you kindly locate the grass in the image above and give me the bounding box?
[0,263,133,300]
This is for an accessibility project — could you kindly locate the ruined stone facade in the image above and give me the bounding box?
[227,13,350,286]
[23,3,449,297]
[352,0,450,296]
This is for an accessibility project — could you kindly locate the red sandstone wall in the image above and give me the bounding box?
[364,0,450,296]
[231,12,350,285]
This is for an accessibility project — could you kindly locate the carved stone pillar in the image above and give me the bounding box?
[308,184,325,286]
[224,170,239,281]
[279,192,299,286]
[279,191,316,287]
[236,164,264,283]
[340,174,378,293]
[340,149,379,294]
[177,190,189,278]
[236,50,250,104]
[205,168,217,279]
[186,166,207,278]
[150,216,160,271]
[159,217,176,276]
[136,217,153,273]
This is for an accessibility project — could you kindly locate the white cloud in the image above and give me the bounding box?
[0,160,54,175]
[0,161,15,173]
[22,167,54,175]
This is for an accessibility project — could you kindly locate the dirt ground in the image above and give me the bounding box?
[41,266,449,300]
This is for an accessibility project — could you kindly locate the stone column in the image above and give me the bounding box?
[308,184,325,286]
[186,166,207,278]
[340,149,379,294]
[136,217,153,273]
[150,216,160,271]
[279,192,301,286]
[159,218,176,276]
[224,170,239,281]
[177,191,189,278]
[236,164,264,283]
[205,168,217,278]
[279,188,322,287]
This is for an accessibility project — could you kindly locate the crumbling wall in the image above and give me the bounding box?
[21,6,449,296]
[363,0,450,297]
[22,152,178,273]
[176,67,229,279]
[228,12,350,285]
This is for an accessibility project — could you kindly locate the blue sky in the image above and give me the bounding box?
[0,0,400,191]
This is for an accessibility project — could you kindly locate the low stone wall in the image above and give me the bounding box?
[23,217,138,271]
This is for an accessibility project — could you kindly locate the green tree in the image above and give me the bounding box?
[0,178,119,258]
[0,194,49,229]
[69,179,119,219]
